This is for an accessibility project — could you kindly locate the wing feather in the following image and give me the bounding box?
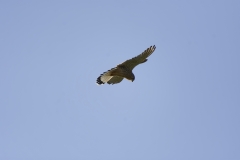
[96,67,123,85]
[120,45,156,70]
[96,67,115,85]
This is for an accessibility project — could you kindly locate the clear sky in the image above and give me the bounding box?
[1,1,240,159]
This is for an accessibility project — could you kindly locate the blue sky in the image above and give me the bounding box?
[1,1,240,159]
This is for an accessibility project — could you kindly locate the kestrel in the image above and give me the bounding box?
[96,45,156,85]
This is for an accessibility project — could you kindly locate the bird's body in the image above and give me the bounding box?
[96,45,156,85]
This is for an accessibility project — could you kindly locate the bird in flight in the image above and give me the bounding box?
[96,45,156,85]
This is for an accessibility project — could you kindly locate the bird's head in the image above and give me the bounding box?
[131,74,135,82]
[125,72,135,82]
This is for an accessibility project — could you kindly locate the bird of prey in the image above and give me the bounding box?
[96,45,156,85]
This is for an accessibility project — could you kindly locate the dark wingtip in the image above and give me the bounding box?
[96,76,104,85]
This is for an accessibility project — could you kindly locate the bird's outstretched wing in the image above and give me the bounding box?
[96,67,124,85]
[96,67,116,85]
[120,45,156,70]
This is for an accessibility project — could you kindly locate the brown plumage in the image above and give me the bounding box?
[96,45,156,85]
